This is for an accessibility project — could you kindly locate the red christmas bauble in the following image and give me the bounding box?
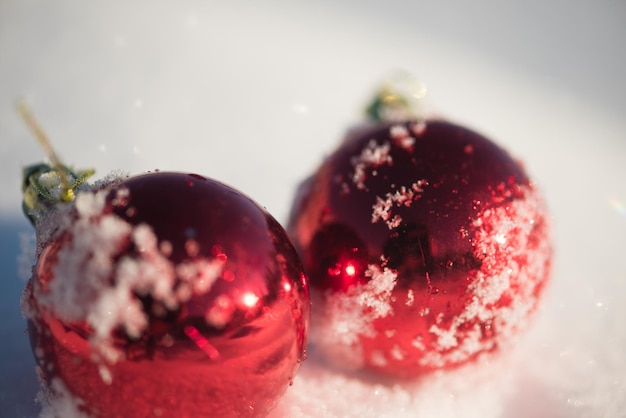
[288,120,551,377]
[24,172,310,417]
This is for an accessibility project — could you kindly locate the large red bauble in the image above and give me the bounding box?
[24,172,310,417]
[288,120,551,377]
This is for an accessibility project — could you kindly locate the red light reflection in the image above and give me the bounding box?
[183,325,220,360]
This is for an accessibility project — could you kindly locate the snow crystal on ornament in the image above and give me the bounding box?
[420,186,550,368]
[371,181,428,229]
[311,264,397,370]
[36,369,87,418]
[351,140,392,190]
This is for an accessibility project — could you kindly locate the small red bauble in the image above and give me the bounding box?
[288,120,551,377]
[24,172,310,417]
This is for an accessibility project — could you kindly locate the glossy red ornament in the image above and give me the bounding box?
[24,172,310,417]
[288,120,551,377]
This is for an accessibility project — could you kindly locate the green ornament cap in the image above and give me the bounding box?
[365,71,428,122]
[17,101,95,226]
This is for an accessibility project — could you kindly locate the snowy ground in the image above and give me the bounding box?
[1,1,625,417]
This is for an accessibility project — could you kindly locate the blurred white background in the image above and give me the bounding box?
[1,1,625,417]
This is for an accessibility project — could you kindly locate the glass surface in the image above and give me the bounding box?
[0,1,624,417]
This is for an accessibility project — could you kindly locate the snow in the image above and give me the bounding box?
[410,121,427,138]
[1,1,625,417]
[371,181,428,229]
[420,186,550,369]
[26,186,224,365]
[271,350,517,418]
[389,124,416,150]
[37,372,87,418]
[350,140,393,190]
[309,265,398,371]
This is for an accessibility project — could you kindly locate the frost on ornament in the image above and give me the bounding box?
[23,171,310,418]
[288,120,551,377]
